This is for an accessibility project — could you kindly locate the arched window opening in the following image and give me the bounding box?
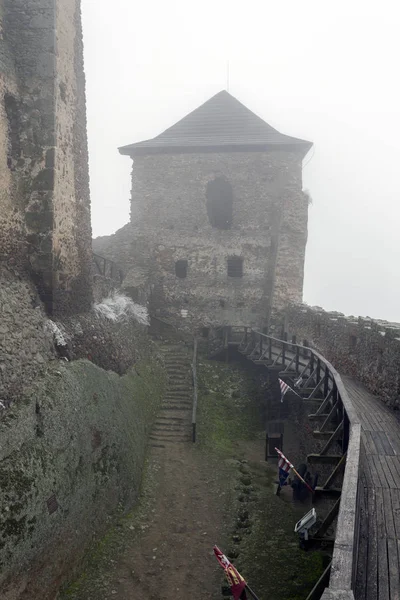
[206,177,233,229]
[227,256,243,278]
[175,259,188,279]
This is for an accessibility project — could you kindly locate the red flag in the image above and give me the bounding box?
[213,545,247,600]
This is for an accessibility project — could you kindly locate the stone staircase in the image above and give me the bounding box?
[150,343,193,448]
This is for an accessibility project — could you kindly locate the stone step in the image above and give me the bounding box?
[164,358,190,363]
[150,431,189,440]
[149,435,190,443]
[153,424,185,432]
[162,401,192,408]
[155,416,186,422]
[159,405,191,411]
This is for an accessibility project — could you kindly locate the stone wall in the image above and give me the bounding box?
[0,1,25,266]
[279,304,400,408]
[100,151,308,332]
[53,0,92,315]
[0,0,92,315]
[0,351,166,600]
[0,266,55,405]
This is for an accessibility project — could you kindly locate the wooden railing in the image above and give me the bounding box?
[192,337,198,443]
[225,327,361,600]
[92,253,124,285]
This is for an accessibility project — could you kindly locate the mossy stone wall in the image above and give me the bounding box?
[0,353,166,600]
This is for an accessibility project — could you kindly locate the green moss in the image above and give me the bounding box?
[196,356,325,600]
[196,359,261,455]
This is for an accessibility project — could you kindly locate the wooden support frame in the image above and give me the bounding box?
[311,388,334,418]
[320,419,344,455]
[312,497,341,539]
[220,328,361,600]
[320,399,340,432]
[322,453,347,489]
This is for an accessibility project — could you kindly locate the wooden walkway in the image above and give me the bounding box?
[342,376,400,600]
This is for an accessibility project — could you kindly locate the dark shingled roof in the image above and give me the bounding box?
[119,90,312,156]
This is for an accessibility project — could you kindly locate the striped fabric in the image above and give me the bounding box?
[279,378,290,402]
[275,447,294,474]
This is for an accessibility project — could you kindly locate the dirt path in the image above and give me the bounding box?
[62,345,231,600]
[110,444,224,600]
[62,353,325,600]
[62,440,228,600]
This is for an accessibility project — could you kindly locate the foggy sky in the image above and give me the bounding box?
[81,0,400,322]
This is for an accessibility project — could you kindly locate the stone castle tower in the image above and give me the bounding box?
[119,90,312,331]
[0,0,92,315]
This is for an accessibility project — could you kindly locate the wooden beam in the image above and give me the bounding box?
[308,454,343,464]
[312,497,341,538]
[313,430,337,440]
[323,453,347,489]
[308,413,330,420]
[313,388,334,417]
[321,420,344,455]
[320,399,340,432]
[305,562,332,600]
[314,486,342,497]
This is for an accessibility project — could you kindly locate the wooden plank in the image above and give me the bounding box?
[371,430,387,455]
[387,538,400,600]
[361,453,375,489]
[366,488,378,600]
[369,454,387,488]
[363,430,379,455]
[387,455,400,489]
[390,488,400,539]
[376,431,396,456]
[307,454,343,465]
[382,487,396,539]
[376,488,390,600]
[355,481,368,599]
[378,455,396,490]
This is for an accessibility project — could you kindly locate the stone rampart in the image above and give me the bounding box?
[279,304,400,408]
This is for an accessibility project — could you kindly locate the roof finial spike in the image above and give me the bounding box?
[226,60,230,92]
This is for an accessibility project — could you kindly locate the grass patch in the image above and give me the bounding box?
[196,355,326,600]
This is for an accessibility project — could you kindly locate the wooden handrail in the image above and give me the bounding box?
[192,337,198,443]
[92,253,124,284]
[248,328,361,597]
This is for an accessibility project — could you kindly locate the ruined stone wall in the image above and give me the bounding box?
[0,352,166,600]
[271,161,308,318]
[0,0,92,315]
[280,304,400,408]
[53,0,92,315]
[0,1,26,265]
[121,150,307,332]
[0,266,55,405]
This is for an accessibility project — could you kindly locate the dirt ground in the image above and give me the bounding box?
[61,444,235,600]
[61,355,324,600]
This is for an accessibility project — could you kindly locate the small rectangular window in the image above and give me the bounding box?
[175,260,188,278]
[227,256,243,278]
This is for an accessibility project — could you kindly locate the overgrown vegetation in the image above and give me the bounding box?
[196,352,325,600]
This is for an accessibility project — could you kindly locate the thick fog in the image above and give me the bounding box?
[82,0,400,322]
